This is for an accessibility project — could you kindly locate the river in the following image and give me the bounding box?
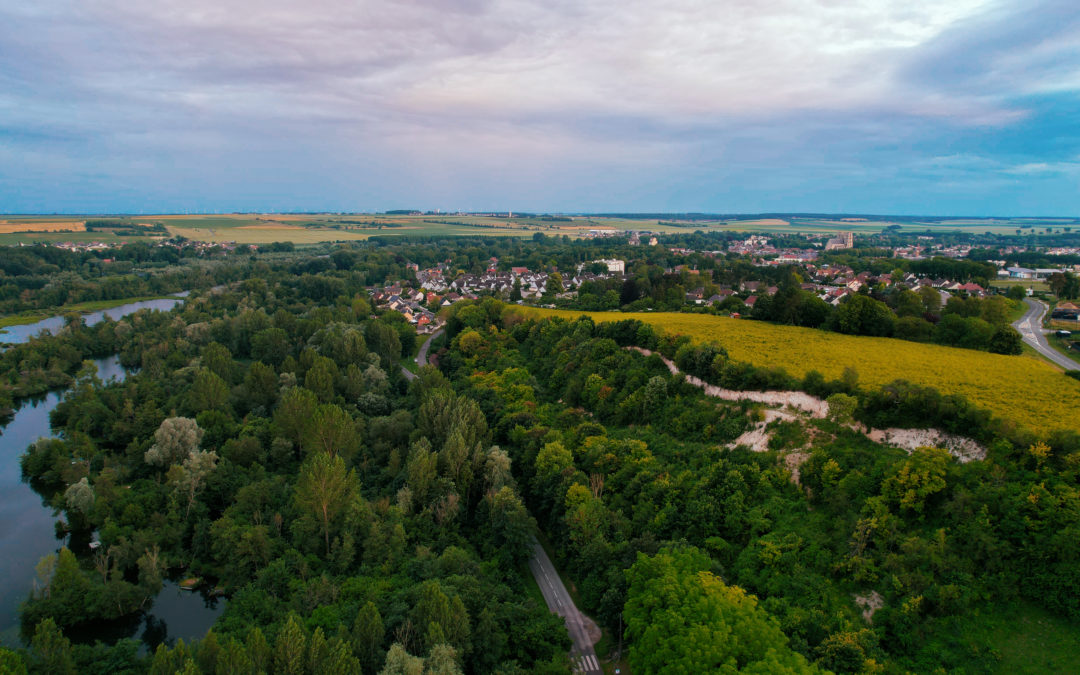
[0,295,224,649]
[0,292,189,345]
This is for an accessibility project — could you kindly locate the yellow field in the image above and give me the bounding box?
[521,308,1080,433]
[166,226,375,244]
[0,220,85,233]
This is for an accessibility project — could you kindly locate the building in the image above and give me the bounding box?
[1008,267,1036,279]
[824,232,855,251]
[592,259,625,273]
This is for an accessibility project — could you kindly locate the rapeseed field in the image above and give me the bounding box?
[522,308,1080,433]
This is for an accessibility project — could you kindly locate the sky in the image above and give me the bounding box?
[1,0,1079,215]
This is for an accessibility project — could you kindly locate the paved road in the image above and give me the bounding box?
[400,328,444,381]
[406,328,601,673]
[1013,298,1079,370]
[528,539,603,675]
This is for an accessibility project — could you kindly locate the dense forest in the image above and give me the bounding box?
[0,239,1078,673]
[441,302,1080,673]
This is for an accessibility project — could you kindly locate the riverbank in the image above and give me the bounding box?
[0,295,180,329]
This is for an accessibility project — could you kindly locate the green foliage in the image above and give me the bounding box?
[624,546,819,674]
[294,452,361,556]
[29,618,75,675]
[145,417,203,467]
[825,393,857,425]
[833,294,895,337]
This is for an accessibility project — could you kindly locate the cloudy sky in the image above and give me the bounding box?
[1,0,1078,214]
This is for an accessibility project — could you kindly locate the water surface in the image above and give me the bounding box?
[0,292,188,344]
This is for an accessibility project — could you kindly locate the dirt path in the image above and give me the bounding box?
[628,347,986,461]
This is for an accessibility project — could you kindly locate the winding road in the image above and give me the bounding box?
[400,328,443,382]
[1012,298,1079,371]
[404,327,601,673]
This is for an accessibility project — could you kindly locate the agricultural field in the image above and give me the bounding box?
[0,216,166,245]
[2,212,1073,245]
[0,230,160,245]
[520,308,1080,433]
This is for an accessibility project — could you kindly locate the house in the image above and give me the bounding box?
[744,295,758,308]
[1052,302,1080,321]
[957,282,985,297]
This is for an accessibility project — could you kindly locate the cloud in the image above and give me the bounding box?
[0,0,1078,213]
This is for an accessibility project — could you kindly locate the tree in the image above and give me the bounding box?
[168,449,219,519]
[484,446,512,492]
[834,295,894,337]
[366,321,403,368]
[379,644,424,675]
[295,452,360,556]
[273,386,319,452]
[624,546,819,674]
[201,342,236,383]
[302,404,359,462]
[481,486,535,566]
[1006,285,1027,301]
[305,357,339,403]
[145,417,203,467]
[412,581,470,652]
[187,368,231,414]
[892,289,924,318]
[918,285,942,314]
[989,325,1023,355]
[0,648,26,675]
[882,447,950,516]
[406,439,439,507]
[353,601,385,673]
[980,295,1012,326]
[894,316,934,342]
[1049,272,1080,300]
[242,361,279,412]
[251,327,291,366]
[547,272,564,295]
[273,614,307,675]
[64,477,94,517]
[28,618,75,675]
[826,393,858,425]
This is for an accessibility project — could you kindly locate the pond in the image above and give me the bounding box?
[0,292,189,345]
[0,295,224,648]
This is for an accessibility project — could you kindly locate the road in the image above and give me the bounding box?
[528,539,603,675]
[405,328,602,673]
[400,328,443,381]
[1013,298,1079,370]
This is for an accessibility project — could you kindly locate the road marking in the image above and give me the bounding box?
[573,654,601,673]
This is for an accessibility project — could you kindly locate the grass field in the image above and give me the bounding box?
[520,308,1080,433]
[1,213,1075,245]
[0,231,162,245]
[941,602,1080,674]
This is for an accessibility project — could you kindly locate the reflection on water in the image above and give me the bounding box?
[65,581,226,653]
[0,331,224,647]
[0,292,188,345]
[0,356,128,646]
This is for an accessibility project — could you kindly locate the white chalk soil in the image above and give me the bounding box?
[628,347,987,461]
